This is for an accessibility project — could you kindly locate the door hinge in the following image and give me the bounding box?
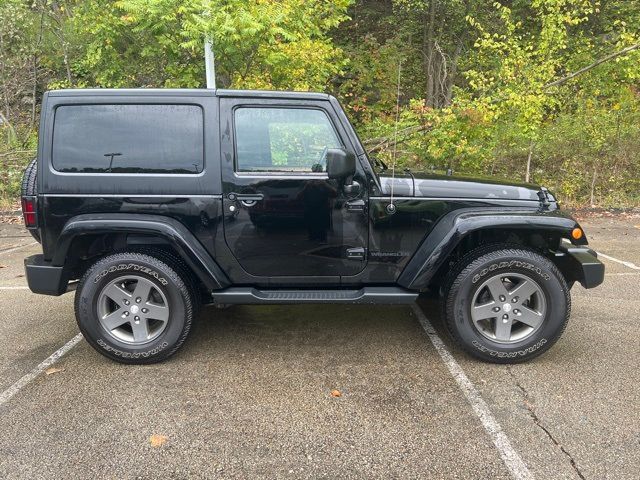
[346,247,366,261]
[345,199,366,213]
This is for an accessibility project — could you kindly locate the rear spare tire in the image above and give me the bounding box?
[20,158,40,242]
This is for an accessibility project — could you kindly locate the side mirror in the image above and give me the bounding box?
[326,148,356,179]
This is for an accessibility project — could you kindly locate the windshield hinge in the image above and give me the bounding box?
[537,187,551,207]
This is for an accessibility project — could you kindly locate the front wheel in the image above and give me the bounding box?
[443,248,570,363]
[75,253,195,364]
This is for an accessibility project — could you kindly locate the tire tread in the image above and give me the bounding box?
[443,246,571,363]
[20,158,41,243]
[74,252,194,364]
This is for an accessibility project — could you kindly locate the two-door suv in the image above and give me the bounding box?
[22,89,604,364]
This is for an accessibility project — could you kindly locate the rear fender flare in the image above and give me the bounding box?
[53,213,229,290]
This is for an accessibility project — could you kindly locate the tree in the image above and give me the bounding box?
[0,0,36,137]
[464,0,601,181]
[1,0,640,207]
[70,0,351,90]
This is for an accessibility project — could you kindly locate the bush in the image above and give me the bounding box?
[0,126,37,208]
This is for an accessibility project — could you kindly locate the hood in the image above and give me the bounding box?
[379,171,545,202]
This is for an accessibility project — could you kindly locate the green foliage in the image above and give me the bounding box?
[69,0,351,89]
[343,0,640,207]
[1,0,639,207]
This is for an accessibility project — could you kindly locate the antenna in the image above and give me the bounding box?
[386,61,402,215]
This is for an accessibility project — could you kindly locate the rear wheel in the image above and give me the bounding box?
[75,252,194,364]
[443,247,570,363]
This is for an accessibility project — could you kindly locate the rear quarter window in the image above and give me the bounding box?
[52,104,204,174]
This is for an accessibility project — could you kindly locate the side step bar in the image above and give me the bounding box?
[210,287,418,305]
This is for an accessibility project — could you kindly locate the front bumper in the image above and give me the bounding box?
[24,254,68,296]
[553,245,605,289]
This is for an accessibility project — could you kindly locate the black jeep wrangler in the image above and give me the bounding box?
[22,89,604,364]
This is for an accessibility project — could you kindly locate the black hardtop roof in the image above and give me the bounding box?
[47,88,331,100]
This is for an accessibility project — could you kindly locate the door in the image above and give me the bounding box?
[220,99,368,278]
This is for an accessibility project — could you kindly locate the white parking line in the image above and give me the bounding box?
[0,241,37,256]
[411,304,534,480]
[0,286,30,290]
[597,251,640,270]
[0,333,83,408]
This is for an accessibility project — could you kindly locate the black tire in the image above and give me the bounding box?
[75,252,194,364]
[20,158,41,243]
[127,246,203,313]
[443,247,570,363]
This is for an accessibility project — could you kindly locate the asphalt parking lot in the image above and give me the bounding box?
[0,217,638,479]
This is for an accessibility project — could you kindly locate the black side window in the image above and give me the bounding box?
[52,104,204,174]
[234,107,341,173]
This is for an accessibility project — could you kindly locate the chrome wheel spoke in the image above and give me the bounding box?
[471,301,497,322]
[517,305,544,328]
[144,303,169,322]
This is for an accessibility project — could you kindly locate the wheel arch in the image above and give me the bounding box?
[53,213,230,291]
[398,208,584,291]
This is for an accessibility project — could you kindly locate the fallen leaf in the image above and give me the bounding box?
[149,434,168,447]
[634,225,640,229]
[45,367,64,375]
[0,264,7,269]
[330,389,342,398]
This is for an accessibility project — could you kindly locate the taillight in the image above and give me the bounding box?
[21,197,37,228]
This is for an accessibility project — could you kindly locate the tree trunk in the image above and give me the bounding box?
[31,56,37,126]
[424,1,437,108]
[62,42,72,84]
[0,32,11,132]
[590,165,597,206]
[445,40,463,106]
[434,43,447,107]
[31,10,45,127]
[525,142,534,183]
[46,7,73,85]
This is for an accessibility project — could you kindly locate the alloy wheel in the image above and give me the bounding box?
[470,273,547,344]
[97,275,170,344]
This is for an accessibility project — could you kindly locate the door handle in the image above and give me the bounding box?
[228,192,264,202]
[345,199,366,213]
[228,192,264,207]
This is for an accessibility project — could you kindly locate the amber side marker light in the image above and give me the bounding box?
[571,227,583,240]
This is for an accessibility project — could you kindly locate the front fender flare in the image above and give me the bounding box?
[397,208,580,290]
[53,213,230,290]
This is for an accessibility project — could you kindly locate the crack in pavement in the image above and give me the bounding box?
[508,367,587,480]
